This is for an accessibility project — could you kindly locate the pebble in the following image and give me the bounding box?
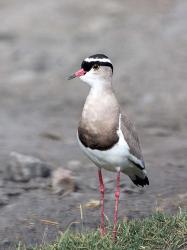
[5,152,51,182]
[51,168,77,195]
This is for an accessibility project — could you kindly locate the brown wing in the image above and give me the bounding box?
[121,113,145,167]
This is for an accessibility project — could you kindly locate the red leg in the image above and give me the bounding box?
[98,169,106,235]
[113,170,120,241]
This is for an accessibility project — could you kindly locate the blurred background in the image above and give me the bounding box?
[0,0,187,248]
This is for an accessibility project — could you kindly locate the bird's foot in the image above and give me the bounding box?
[112,228,117,242]
[99,225,106,236]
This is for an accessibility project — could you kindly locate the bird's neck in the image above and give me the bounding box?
[81,84,119,123]
[78,82,120,150]
[89,82,113,97]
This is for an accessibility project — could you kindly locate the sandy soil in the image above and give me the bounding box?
[0,0,187,248]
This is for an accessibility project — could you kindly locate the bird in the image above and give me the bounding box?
[68,54,149,240]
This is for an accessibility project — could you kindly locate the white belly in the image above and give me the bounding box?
[77,127,130,172]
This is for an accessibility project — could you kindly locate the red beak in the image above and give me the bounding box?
[68,68,86,80]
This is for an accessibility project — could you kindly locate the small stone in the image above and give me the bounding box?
[51,168,77,195]
[5,152,51,182]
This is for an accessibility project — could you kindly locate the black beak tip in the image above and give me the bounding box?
[68,74,76,80]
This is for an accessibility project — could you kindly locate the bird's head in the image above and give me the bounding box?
[68,54,113,88]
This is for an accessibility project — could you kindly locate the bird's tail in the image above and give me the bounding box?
[123,167,149,187]
[130,173,149,187]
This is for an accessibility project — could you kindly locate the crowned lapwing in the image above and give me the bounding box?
[68,54,149,240]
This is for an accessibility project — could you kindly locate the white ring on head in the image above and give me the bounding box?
[84,58,112,64]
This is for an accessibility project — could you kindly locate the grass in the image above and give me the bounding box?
[18,212,187,250]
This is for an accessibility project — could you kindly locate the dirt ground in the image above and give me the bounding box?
[0,0,187,248]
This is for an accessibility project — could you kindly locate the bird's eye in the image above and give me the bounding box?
[93,64,100,70]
